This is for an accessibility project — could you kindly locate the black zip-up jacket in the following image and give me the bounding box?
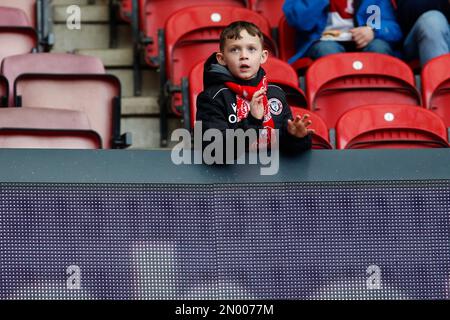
[196,53,312,156]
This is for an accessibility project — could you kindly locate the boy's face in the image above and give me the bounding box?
[216,29,268,80]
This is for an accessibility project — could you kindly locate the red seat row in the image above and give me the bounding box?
[186,53,450,150]
[0,53,131,149]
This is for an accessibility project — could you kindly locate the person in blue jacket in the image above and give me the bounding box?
[283,0,403,63]
[395,0,450,66]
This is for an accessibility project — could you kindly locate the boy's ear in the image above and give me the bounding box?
[260,49,269,64]
[216,52,226,66]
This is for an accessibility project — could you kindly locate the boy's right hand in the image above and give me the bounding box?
[250,87,266,120]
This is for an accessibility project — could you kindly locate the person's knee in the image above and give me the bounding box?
[363,39,394,55]
[415,10,449,38]
[307,41,345,59]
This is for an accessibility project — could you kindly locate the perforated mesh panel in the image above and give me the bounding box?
[1,181,449,300]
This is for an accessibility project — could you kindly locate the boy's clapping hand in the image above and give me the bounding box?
[287,114,315,138]
[250,87,266,120]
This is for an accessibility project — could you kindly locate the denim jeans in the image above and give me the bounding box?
[306,38,395,60]
[403,10,450,66]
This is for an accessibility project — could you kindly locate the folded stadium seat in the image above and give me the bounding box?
[248,0,284,31]
[0,0,53,50]
[307,53,422,129]
[291,107,333,149]
[421,54,450,127]
[136,0,248,67]
[1,53,105,107]
[263,57,307,108]
[162,5,277,146]
[0,0,36,29]
[0,75,8,107]
[335,104,449,149]
[0,107,102,149]
[0,6,37,63]
[1,53,130,149]
[278,15,313,75]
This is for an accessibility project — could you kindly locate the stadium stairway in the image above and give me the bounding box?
[51,0,182,149]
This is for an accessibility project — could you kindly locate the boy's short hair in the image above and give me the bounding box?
[219,21,264,52]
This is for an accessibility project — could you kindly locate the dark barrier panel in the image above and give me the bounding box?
[1,149,450,299]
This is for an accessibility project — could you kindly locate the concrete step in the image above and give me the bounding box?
[121,117,182,150]
[53,4,109,23]
[76,48,133,67]
[51,24,133,52]
[107,69,159,97]
[121,96,159,116]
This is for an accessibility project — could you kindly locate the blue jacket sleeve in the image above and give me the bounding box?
[364,0,403,43]
[283,0,329,32]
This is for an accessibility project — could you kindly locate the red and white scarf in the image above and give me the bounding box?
[225,75,275,148]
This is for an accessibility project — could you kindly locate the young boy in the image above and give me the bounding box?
[196,21,313,160]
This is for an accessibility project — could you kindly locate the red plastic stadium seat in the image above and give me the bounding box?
[1,53,105,107]
[336,104,449,149]
[291,107,332,149]
[248,0,284,29]
[139,0,248,67]
[422,54,450,126]
[0,5,32,26]
[278,15,313,73]
[307,53,422,129]
[0,6,37,63]
[2,53,128,149]
[263,57,307,108]
[0,0,36,27]
[0,107,102,149]
[0,28,36,63]
[165,5,277,115]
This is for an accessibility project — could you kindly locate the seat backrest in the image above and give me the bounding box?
[307,53,421,129]
[1,53,105,107]
[0,28,36,65]
[0,1,36,27]
[291,107,332,149]
[421,54,450,126]
[0,107,102,149]
[263,57,306,108]
[0,5,32,26]
[14,74,121,149]
[165,5,276,84]
[166,5,277,112]
[336,104,449,149]
[248,0,284,29]
[140,0,247,67]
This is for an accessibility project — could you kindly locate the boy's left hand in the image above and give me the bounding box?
[287,114,315,138]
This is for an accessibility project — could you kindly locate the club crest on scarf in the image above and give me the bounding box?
[225,75,276,149]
